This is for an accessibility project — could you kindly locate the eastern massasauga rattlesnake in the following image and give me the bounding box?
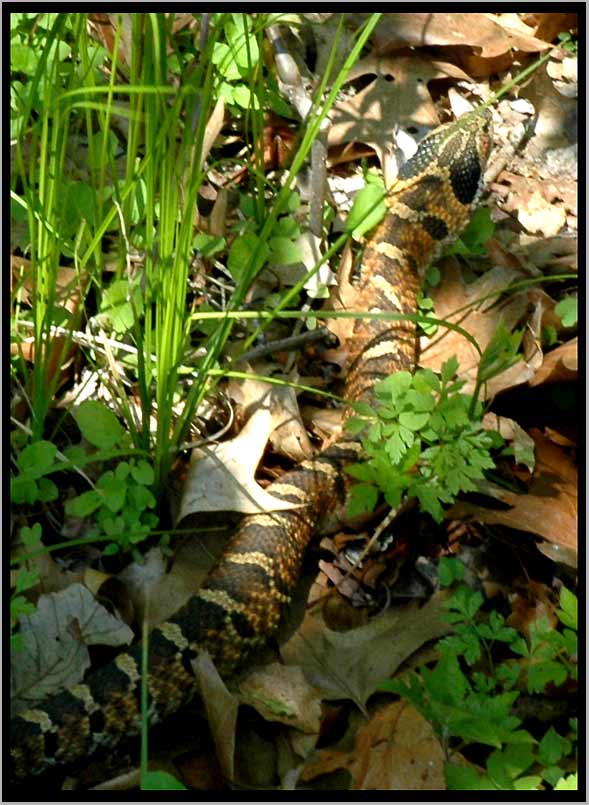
[11,107,493,785]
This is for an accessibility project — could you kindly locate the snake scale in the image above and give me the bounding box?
[10,109,493,785]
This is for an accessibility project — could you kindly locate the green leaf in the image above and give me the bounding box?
[73,400,125,449]
[14,567,40,595]
[193,232,225,257]
[268,235,302,265]
[554,295,577,328]
[412,483,444,522]
[556,587,577,630]
[227,232,269,280]
[20,523,42,546]
[100,278,144,335]
[17,440,58,476]
[441,356,459,383]
[512,776,543,790]
[141,770,187,790]
[554,773,577,790]
[399,411,429,431]
[446,208,495,256]
[37,477,58,502]
[487,744,535,789]
[527,659,567,694]
[375,370,412,401]
[477,323,523,385]
[347,483,378,518]
[538,727,571,766]
[65,489,103,518]
[212,42,241,81]
[97,472,127,513]
[345,416,368,437]
[438,557,465,586]
[129,483,156,512]
[131,460,155,486]
[345,181,387,239]
[11,476,38,505]
[445,763,495,790]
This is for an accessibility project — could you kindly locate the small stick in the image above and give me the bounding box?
[232,326,337,365]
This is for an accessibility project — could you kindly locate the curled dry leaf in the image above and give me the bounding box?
[450,429,577,555]
[328,54,472,174]
[300,700,445,790]
[193,652,239,782]
[529,337,577,387]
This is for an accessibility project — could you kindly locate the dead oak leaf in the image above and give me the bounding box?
[450,429,577,555]
[328,54,471,177]
[301,700,445,790]
[280,593,452,712]
[420,262,531,397]
[11,583,134,714]
[366,12,550,59]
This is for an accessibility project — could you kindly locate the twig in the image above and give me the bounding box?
[232,326,336,365]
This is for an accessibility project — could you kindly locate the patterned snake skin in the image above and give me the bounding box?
[10,110,493,785]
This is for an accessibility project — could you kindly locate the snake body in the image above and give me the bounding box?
[10,110,492,784]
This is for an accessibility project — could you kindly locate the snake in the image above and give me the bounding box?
[10,109,493,785]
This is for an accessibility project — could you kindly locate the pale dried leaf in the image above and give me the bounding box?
[368,12,550,57]
[518,190,566,237]
[239,663,322,734]
[120,541,220,629]
[11,583,134,713]
[193,652,239,782]
[177,388,302,521]
[328,55,471,176]
[280,593,452,710]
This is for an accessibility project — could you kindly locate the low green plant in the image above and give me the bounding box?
[380,559,578,790]
[11,401,159,560]
[344,356,501,523]
[344,323,526,522]
[10,523,43,651]
[554,295,577,329]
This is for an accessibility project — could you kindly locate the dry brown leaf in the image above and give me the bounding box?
[238,663,322,734]
[177,384,304,522]
[280,593,452,711]
[328,54,471,175]
[11,584,134,714]
[420,263,531,396]
[517,189,566,238]
[529,338,577,386]
[193,652,239,782]
[368,12,549,59]
[119,540,220,629]
[228,375,312,462]
[301,700,445,790]
[506,581,558,639]
[450,429,577,554]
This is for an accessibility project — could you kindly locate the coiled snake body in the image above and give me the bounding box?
[11,110,492,784]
